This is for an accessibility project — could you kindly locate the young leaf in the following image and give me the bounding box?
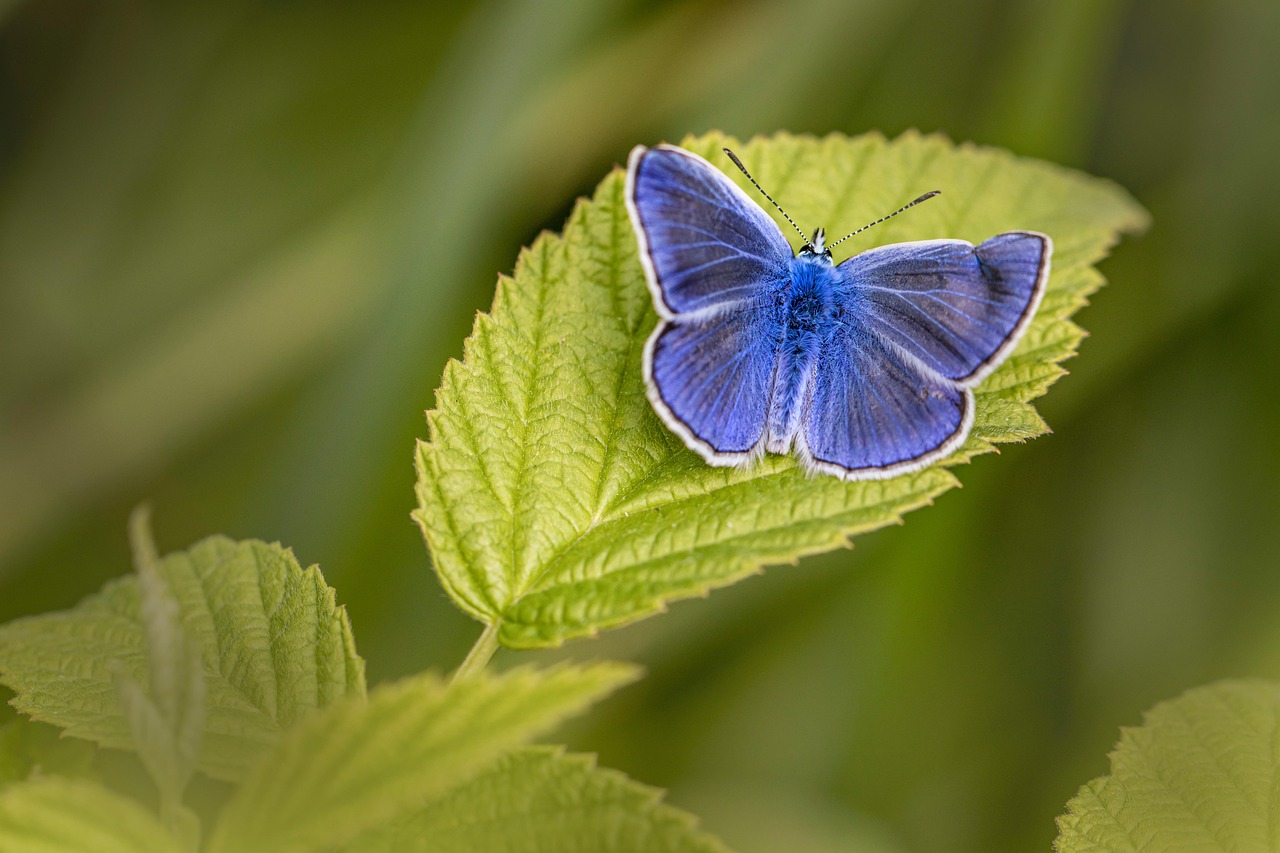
[113,675,194,805]
[113,508,205,804]
[1055,679,1280,851]
[345,746,729,853]
[415,130,1148,648]
[0,776,179,853]
[128,507,191,729]
[0,535,365,781]
[208,662,639,853]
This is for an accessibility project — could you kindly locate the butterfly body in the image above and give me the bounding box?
[764,251,840,453]
[627,143,1051,480]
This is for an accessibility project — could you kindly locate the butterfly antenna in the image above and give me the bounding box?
[828,190,941,250]
[723,148,810,244]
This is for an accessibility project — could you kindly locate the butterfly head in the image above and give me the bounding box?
[799,227,833,262]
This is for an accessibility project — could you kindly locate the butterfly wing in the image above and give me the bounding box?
[836,232,1051,385]
[645,301,785,462]
[800,231,1048,479]
[626,145,794,315]
[799,326,972,479]
[628,144,794,464]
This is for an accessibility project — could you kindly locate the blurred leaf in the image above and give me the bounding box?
[0,536,364,781]
[0,3,458,577]
[978,0,1136,163]
[414,130,1147,648]
[0,718,96,789]
[346,746,729,853]
[676,779,904,853]
[208,663,639,853]
[1055,679,1280,851]
[0,776,178,853]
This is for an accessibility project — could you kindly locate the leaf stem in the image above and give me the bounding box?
[452,622,500,682]
[160,795,201,851]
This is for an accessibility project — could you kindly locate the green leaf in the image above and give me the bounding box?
[209,662,639,853]
[1055,679,1280,851]
[346,746,729,853]
[414,130,1148,648]
[0,535,365,781]
[0,776,179,853]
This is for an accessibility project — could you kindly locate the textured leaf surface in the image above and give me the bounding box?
[209,663,638,853]
[0,536,365,781]
[346,746,729,853]
[0,777,178,853]
[415,130,1147,648]
[1055,679,1280,851]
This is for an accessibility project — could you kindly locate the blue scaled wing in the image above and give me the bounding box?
[800,327,973,479]
[626,145,793,315]
[645,300,785,461]
[837,232,1051,385]
[629,144,794,464]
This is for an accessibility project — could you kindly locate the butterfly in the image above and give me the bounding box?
[625,143,1051,480]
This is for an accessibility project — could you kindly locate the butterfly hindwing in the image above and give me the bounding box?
[837,232,1050,385]
[645,301,785,460]
[801,326,972,478]
[627,145,793,315]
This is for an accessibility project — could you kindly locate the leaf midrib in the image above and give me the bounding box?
[507,237,557,602]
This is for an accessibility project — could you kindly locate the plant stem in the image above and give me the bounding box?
[452,622,500,683]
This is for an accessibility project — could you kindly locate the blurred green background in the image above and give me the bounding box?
[2,1,1278,850]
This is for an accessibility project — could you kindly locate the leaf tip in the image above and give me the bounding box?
[127,504,159,576]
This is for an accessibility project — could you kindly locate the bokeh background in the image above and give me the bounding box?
[2,1,1278,850]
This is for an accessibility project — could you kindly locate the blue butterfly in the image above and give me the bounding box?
[625,144,1051,480]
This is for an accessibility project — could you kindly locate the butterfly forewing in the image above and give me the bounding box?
[627,145,793,316]
[837,232,1050,385]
